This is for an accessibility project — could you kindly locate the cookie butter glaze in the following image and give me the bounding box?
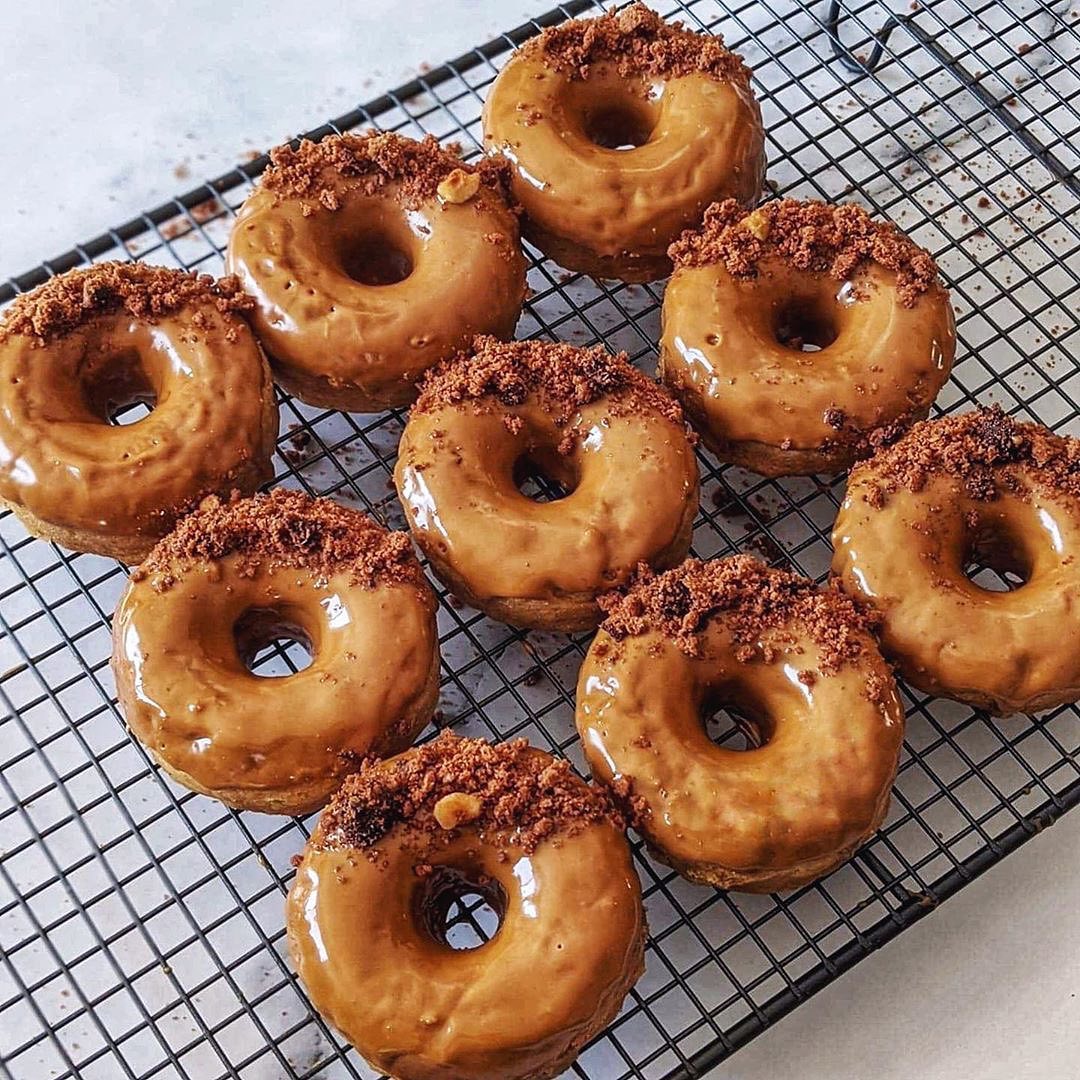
[576,558,903,891]
[394,338,699,631]
[833,409,1080,715]
[286,738,645,1080]
[0,264,277,561]
[226,132,526,412]
[660,200,955,476]
[482,5,764,282]
[111,492,439,814]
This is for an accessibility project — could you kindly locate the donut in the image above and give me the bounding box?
[0,263,277,561]
[576,556,903,891]
[111,489,439,815]
[287,733,644,1080]
[660,199,956,476]
[394,336,700,631]
[482,3,764,282]
[832,407,1080,715]
[226,131,526,412]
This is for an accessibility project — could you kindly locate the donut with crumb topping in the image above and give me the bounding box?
[576,556,903,891]
[833,408,1080,715]
[660,199,956,476]
[226,131,526,412]
[0,263,277,561]
[111,490,439,815]
[287,733,644,1080]
[483,3,764,282]
[394,336,700,631]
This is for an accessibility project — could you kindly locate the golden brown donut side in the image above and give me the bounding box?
[394,338,700,631]
[576,557,904,891]
[111,491,440,815]
[226,132,526,412]
[832,408,1080,715]
[660,200,955,476]
[286,736,645,1080]
[483,5,764,282]
[0,264,278,561]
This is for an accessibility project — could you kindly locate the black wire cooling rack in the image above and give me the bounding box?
[2,1,1079,1077]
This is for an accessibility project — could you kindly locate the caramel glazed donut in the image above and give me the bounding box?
[394,335,700,631]
[226,131,526,412]
[111,490,440,815]
[660,199,956,476]
[0,263,277,561]
[834,407,1080,716]
[288,733,645,1080]
[483,3,765,282]
[576,556,903,891]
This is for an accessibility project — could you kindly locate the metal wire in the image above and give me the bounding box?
[1,1,1078,1077]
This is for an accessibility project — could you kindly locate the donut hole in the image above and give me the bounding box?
[703,688,774,752]
[415,866,506,951]
[234,607,314,677]
[581,99,657,150]
[772,299,839,353]
[513,447,578,503]
[338,230,414,286]
[81,347,158,426]
[962,519,1033,592]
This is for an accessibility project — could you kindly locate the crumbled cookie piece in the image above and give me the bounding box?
[1,262,251,344]
[669,198,942,307]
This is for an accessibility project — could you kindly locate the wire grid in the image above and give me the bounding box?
[1,1,1078,1077]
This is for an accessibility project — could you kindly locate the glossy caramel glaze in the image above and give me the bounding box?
[112,555,439,815]
[576,623,903,892]
[483,60,764,282]
[287,792,644,1078]
[395,398,699,632]
[833,470,1080,715]
[660,260,956,476]
[0,310,277,562]
[226,180,526,413]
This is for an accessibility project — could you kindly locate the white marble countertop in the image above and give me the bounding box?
[1,3,1077,1079]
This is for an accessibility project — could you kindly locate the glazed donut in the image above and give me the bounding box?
[394,336,699,631]
[660,199,956,476]
[287,733,645,1080]
[576,556,903,891]
[226,131,526,412]
[111,489,439,815]
[833,407,1080,715]
[483,3,764,282]
[0,263,277,561]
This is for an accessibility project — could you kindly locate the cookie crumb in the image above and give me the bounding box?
[1,262,251,344]
[137,489,423,591]
[414,335,688,433]
[669,198,942,307]
[258,130,513,212]
[599,555,880,673]
[525,2,752,86]
[851,406,1080,505]
[319,733,623,854]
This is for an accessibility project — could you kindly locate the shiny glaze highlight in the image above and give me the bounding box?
[111,556,439,814]
[226,183,526,412]
[287,819,644,1080]
[833,471,1080,715]
[0,311,277,561]
[659,261,956,476]
[576,624,903,892]
[483,60,765,281]
[394,397,699,630]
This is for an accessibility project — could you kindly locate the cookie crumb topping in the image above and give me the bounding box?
[669,198,942,307]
